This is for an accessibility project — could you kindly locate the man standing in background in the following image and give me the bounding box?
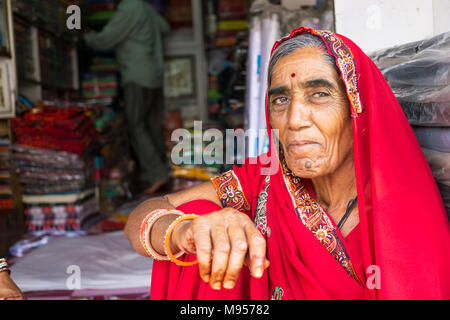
[84,0,171,194]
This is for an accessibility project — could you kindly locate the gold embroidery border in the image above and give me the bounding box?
[280,157,361,284]
[210,170,250,212]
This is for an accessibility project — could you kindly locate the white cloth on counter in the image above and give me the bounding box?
[10,231,152,293]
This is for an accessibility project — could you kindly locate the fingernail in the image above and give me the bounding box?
[253,267,263,278]
[211,282,221,290]
[203,274,210,283]
[223,281,234,289]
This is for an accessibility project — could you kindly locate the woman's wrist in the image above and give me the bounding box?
[140,208,185,260]
[0,258,10,275]
[171,219,193,254]
[150,213,182,255]
[163,214,199,266]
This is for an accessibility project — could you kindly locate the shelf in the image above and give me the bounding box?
[13,11,79,46]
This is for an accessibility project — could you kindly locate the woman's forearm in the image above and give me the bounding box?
[124,196,178,257]
[125,182,222,258]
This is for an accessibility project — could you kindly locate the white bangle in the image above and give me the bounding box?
[139,209,184,260]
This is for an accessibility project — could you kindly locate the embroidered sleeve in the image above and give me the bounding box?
[210,170,250,212]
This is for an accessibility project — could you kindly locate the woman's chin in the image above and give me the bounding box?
[286,157,324,179]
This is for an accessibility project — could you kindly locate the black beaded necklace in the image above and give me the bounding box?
[337,196,358,230]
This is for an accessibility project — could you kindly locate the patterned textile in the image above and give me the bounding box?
[280,157,361,284]
[12,105,98,155]
[271,286,284,300]
[25,196,99,233]
[11,145,88,170]
[254,175,270,236]
[210,170,250,212]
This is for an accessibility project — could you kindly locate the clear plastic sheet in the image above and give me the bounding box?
[390,84,450,103]
[400,101,450,126]
[371,31,450,103]
[371,31,450,69]
[381,58,450,87]
[421,148,450,183]
[412,127,450,152]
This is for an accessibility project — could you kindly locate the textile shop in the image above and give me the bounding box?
[0,0,448,300]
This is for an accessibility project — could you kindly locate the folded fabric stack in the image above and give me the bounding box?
[0,137,13,210]
[11,104,100,233]
[82,72,119,102]
[372,31,450,218]
[215,0,248,48]
[12,104,98,155]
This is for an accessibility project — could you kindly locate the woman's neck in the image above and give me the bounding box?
[310,152,357,213]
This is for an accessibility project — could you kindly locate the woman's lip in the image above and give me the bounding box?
[288,141,320,147]
[287,141,320,151]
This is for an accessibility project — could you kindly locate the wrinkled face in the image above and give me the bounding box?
[268,46,353,178]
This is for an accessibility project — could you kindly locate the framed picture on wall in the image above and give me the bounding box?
[164,55,196,99]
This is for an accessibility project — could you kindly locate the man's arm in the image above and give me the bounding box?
[156,12,170,35]
[83,3,137,51]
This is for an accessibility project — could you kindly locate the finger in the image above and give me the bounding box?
[210,222,231,290]
[244,256,270,269]
[222,219,248,289]
[192,220,212,283]
[178,226,196,255]
[244,221,267,278]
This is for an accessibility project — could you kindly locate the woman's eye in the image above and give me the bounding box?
[313,92,330,98]
[273,96,289,104]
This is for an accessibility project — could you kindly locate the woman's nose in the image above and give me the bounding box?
[288,97,312,130]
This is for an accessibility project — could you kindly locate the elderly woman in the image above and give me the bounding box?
[124,27,450,300]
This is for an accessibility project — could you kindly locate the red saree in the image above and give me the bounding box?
[150,27,450,300]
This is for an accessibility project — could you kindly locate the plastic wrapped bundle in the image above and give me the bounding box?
[371,31,450,69]
[390,84,450,103]
[421,148,450,183]
[436,182,450,219]
[400,101,450,126]
[412,127,450,152]
[380,59,450,87]
[371,31,450,106]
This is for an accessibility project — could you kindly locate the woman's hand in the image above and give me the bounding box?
[171,208,270,290]
[0,272,25,300]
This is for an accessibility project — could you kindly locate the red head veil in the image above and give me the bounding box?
[265,27,450,299]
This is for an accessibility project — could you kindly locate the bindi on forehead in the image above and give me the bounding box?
[291,73,296,78]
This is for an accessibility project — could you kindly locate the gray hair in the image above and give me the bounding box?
[268,34,340,86]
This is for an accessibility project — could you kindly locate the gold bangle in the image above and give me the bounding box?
[164,214,199,267]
